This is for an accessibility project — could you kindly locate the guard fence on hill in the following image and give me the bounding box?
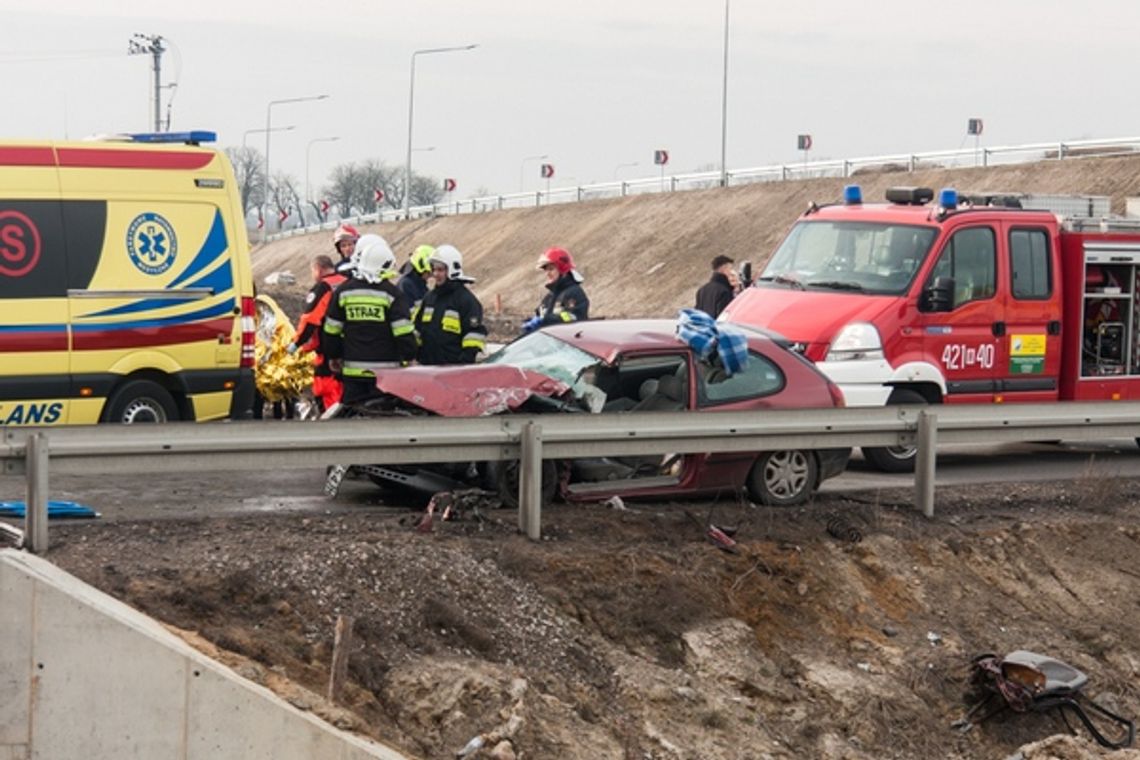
[265,136,1140,242]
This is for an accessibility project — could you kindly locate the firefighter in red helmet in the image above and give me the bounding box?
[522,247,589,333]
[331,223,360,276]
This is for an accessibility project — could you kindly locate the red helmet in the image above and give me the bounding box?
[537,247,574,275]
[332,223,360,246]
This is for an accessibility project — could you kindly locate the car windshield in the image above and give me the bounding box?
[482,331,601,387]
[759,221,937,296]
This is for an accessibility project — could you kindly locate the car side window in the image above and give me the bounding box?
[1009,228,1051,300]
[927,226,996,309]
[698,351,784,405]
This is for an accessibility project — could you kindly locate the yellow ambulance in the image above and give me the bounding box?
[0,131,256,425]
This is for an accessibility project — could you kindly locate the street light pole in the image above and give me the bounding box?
[242,125,294,149]
[519,153,548,192]
[720,0,730,188]
[262,94,328,244]
[403,44,478,218]
[306,136,340,204]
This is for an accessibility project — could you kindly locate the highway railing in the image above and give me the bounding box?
[4,401,1140,553]
[266,135,1140,241]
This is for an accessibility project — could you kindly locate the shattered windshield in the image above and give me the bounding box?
[482,331,601,387]
[760,221,937,296]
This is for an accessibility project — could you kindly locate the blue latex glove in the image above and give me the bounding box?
[285,342,299,355]
[521,316,542,333]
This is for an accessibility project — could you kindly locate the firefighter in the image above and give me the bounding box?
[522,246,589,333]
[331,223,360,276]
[322,234,417,404]
[414,245,486,365]
[286,255,346,412]
[397,244,434,316]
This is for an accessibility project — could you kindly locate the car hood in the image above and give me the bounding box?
[721,287,896,344]
[375,365,571,416]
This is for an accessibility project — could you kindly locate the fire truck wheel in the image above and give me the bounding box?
[861,388,927,473]
[102,380,179,424]
[747,449,818,506]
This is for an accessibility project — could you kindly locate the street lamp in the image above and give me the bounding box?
[242,125,294,149]
[262,94,328,243]
[614,161,640,179]
[519,153,548,192]
[306,136,340,204]
[404,44,478,217]
[720,0,730,188]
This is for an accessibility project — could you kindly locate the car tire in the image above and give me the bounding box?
[492,459,557,509]
[747,449,818,506]
[861,388,928,473]
[102,380,178,424]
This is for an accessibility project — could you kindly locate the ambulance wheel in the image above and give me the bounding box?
[747,449,818,506]
[103,380,178,424]
[861,388,927,473]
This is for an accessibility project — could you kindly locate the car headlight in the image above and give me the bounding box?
[826,322,884,362]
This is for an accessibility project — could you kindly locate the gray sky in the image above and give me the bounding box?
[2,1,1137,199]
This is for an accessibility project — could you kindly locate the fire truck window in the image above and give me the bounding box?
[1010,229,1051,299]
[928,227,995,308]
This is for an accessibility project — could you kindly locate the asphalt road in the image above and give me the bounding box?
[4,437,1140,526]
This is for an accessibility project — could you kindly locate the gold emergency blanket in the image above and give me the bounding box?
[254,294,314,402]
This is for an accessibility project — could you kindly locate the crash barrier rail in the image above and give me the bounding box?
[267,135,1140,240]
[3,400,1140,553]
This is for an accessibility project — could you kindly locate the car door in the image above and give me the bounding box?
[995,224,1062,402]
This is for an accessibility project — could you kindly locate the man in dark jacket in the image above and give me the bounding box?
[523,247,589,333]
[695,254,737,318]
[414,245,486,365]
[323,234,417,403]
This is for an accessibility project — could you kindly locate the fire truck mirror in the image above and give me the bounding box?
[923,276,955,312]
[740,262,753,288]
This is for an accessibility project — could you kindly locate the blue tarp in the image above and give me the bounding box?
[0,500,100,519]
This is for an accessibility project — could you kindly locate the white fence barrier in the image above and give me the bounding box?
[267,136,1140,239]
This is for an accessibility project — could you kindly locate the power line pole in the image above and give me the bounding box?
[128,33,166,132]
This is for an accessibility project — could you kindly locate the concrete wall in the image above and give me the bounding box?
[0,549,410,760]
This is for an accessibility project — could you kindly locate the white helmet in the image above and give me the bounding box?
[352,234,396,284]
[428,244,475,283]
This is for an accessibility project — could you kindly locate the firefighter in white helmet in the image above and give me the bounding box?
[322,234,417,403]
[414,244,486,365]
[331,223,360,276]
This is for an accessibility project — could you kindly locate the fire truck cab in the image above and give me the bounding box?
[721,185,1140,471]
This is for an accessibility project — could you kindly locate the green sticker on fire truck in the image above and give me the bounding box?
[1009,334,1046,374]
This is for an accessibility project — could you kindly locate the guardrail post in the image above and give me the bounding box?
[908,154,916,172]
[497,195,504,210]
[982,148,989,167]
[25,433,49,554]
[670,177,677,192]
[518,421,543,540]
[842,160,851,177]
[915,410,937,518]
[577,186,583,202]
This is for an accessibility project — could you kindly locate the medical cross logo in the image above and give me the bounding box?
[126,212,177,275]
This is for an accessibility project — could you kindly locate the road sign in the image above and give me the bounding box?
[797,134,813,151]
[443,178,457,192]
[540,163,555,179]
[653,150,669,166]
[967,118,984,136]
[319,199,330,214]
[278,208,288,224]
[256,213,264,230]
[373,188,384,203]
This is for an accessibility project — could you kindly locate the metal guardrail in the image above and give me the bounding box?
[266,136,1140,240]
[5,401,1140,551]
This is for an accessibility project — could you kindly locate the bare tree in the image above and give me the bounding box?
[224,146,265,215]
[269,172,304,230]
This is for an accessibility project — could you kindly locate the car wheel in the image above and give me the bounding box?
[747,449,818,506]
[861,388,927,473]
[492,459,557,509]
[102,380,178,424]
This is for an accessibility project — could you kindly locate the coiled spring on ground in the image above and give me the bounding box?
[826,515,863,544]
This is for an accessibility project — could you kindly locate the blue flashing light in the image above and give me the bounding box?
[128,131,217,145]
[939,187,958,209]
[843,184,863,205]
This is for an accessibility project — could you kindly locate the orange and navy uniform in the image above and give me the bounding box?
[293,270,346,408]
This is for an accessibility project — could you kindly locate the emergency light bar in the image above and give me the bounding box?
[938,188,959,209]
[843,185,863,205]
[127,131,218,145]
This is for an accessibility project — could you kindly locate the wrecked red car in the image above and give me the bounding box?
[336,319,850,506]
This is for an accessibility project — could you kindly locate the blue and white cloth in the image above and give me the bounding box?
[675,308,748,376]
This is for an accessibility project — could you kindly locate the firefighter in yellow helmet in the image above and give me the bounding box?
[397,244,434,315]
[414,244,486,365]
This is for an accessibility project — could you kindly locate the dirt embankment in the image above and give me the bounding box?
[44,477,1140,760]
[253,154,1140,323]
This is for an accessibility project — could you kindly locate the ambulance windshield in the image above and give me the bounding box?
[759,221,937,296]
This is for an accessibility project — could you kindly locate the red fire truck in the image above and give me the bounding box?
[721,185,1140,472]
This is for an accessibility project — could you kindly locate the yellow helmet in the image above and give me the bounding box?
[410,245,435,275]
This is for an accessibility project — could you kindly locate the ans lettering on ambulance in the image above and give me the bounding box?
[721,184,1140,472]
[0,130,256,427]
